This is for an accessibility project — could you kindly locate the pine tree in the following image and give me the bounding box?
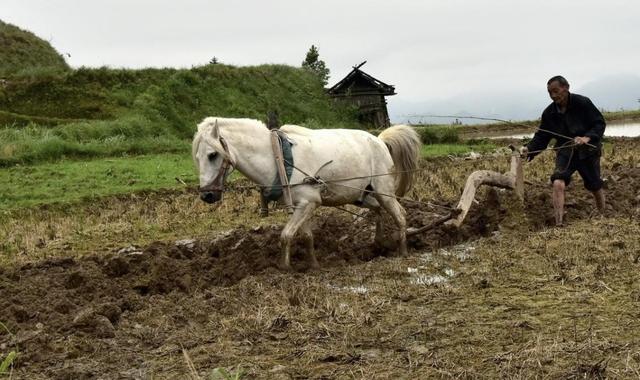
[302,45,330,86]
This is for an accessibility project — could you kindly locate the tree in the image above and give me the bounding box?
[302,45,330,86]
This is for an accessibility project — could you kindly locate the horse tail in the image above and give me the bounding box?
[378,125,421,196]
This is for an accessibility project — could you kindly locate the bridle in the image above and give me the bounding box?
[198,137,233,194]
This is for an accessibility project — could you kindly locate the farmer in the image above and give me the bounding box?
[520,75,606,226]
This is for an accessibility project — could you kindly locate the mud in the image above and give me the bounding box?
[1,144,639,378]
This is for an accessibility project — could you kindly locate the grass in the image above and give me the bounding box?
[421,143,496,157]
[0,351,16,375]
[604,108,640,122]
[0,20,69,77]
[0,321,17,376]
[210,367,245,380]
[1,64,355,128]
[0,153,197,210]
[0,177,283,265]
[0,141,500,212]
[0,115,191,166]
[0,64,358,166]
[1,24,359,169]
[0,140,501,263]
[414,125,461,144]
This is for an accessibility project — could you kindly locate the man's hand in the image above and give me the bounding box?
[519,146,529,159]
[574,136,591,145]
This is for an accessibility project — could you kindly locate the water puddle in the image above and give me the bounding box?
[420,243,475,262]
[490,122,640,139]
[408,243,476,285]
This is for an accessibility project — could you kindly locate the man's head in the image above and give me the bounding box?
[547,75,570,107]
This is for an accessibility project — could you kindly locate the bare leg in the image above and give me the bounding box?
[552,179,565,226]
[300,221,318,269]
[592,189,605,215]
[279,201,316,270]
[376,197,407,256]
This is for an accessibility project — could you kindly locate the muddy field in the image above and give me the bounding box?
[1,139,640,379]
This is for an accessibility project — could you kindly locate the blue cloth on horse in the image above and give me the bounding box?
[262,131,294,202]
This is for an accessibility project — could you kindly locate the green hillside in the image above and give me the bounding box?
[0,64,356,166]
[0,20,70,76]
[0,22,357,167]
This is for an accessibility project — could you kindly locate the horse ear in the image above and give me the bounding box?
[211,119,220,140]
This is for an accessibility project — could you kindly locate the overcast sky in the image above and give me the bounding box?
[3,0,640,122]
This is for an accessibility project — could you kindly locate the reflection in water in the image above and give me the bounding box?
[492,122,640,139]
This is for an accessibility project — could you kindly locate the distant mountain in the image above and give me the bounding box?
[389,87,546,125]
[577,74,640,112]
[390,74,640,125]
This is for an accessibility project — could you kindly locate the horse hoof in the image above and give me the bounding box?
[278,261,293,272]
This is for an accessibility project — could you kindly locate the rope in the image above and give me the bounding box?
[323,180,455,211]
[224,169,456,212]
[281,202,450,234]
[223,147,559,212]
[222,141,575,206]
[525,141,580,156]
[215,118,588,216]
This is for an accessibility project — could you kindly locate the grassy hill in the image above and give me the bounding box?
[0,20,70,77]
[0,21,358,167]
[0,64,357,166]
[1,64,345,126]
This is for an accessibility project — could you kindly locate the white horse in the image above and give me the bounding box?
[192,117,421,270]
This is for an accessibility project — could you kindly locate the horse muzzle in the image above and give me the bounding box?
[199,190,222,204]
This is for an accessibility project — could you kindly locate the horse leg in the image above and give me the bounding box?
[361,199,385,246]
[280,201,317,270]
[300,220,319,269]
[377,197,408,256]
[372,208,385,246]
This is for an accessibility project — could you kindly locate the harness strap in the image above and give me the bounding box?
[269,130,294,213]
[198,137,233,194]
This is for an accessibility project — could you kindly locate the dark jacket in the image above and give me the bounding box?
[526,93,606,160]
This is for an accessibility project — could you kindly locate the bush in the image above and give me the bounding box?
[0,119,187,166]
[416,126,460,144]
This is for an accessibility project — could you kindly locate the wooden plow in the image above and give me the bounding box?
[405,146,524,236]
[445,145,524,228]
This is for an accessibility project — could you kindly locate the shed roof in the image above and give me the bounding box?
[326,62,396,97]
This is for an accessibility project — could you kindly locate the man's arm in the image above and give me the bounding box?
[525,112,553,161]
[582,97,606,145]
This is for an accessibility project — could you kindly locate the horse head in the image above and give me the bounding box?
[193,119,236,204]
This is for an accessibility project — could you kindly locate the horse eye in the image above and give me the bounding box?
[207,152,217,161]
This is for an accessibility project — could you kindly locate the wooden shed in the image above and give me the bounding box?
[326,62,396,128]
